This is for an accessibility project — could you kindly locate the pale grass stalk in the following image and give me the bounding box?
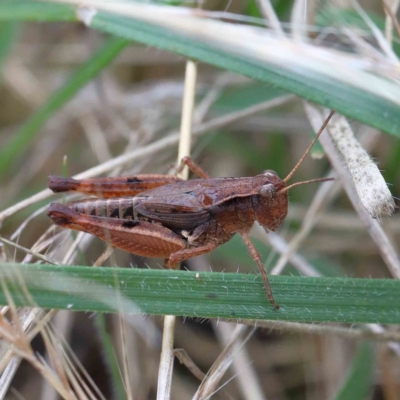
[38,342,88,400]
[214,321,266,400]
[158,315,176,400]
[62,231,87,265]
[304,103,400,279]
[287,206,400,232]
[260,229,322,277]
[192,73,235,126]
[10,207,53,240]
[173,349,205,381]
[291,0,309,41]
[0,309,46,376]
[383,0,400,38]
[158,59,198,400]
[0,282,76,400]
[193,325,253,400]
[367,324,400,355]
[234,319,400,343]
[3,59,46,106]
[0,358,21,399]
[28,310,58,342]
[43,326,101,400]
[39,312,75,400]
[61,350,98,400]
[80,112,113,163]
[40,328,71,394]
[60,342,107,400]
[24,233,61,263]
[353,0,398,61]
[269,173,340,275]
[0,308,47,398]
[0,94,293,223]
[0,237,60,266]
[342,25,389,63]
[256,0,284,36]
[119,317,133,400]
[178,60,197,180]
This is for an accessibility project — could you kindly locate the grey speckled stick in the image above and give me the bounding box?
[304,103,400,279]
[327,114,395,219]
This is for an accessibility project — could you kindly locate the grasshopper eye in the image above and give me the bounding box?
[260,184,276,198]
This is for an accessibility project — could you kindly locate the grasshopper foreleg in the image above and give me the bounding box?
[240,231,279,309]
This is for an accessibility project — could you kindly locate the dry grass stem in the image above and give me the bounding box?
[178,60,197,179]
[383,0,400,41]
[261,230,322,277]
[270,173,339,275]
[353,0,398,61]
[158,315,176,400]
[305,103,400,279]
[119,317,133,400]
[214,321,266,400]
[0,283,76,400]
[193,325,253,400]
[256,0,284,36]
[0,357,22,399]
[0,237,60,266]
[158,58,198,399]
[327,114,394,219]
[173,349,206,381]
[61,343,107,400]
[235,319,400,343]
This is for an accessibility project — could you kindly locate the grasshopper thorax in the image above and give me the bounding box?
[252,171,288,232]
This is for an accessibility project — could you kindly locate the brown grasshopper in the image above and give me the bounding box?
[47,111,335,309]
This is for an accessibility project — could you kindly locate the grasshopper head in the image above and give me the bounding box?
[253,171,288,232]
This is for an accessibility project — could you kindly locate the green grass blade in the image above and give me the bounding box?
[1,263,400,324]
[0,2,399,136]
[89,10,400,137]
[0,37,128,180]
[334,343,375,400]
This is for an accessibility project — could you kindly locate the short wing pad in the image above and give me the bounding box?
[135,202,210,230]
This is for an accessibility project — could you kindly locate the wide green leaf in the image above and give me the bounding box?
[0,1,399,137]
[1,263,400,324]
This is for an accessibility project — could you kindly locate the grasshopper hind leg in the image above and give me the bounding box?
[47,203,186,259]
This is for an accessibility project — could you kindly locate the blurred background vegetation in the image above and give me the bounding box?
[0,0,400,399]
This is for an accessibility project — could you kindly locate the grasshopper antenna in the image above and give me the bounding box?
[282,109,335,184]
[278,176,335,194]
